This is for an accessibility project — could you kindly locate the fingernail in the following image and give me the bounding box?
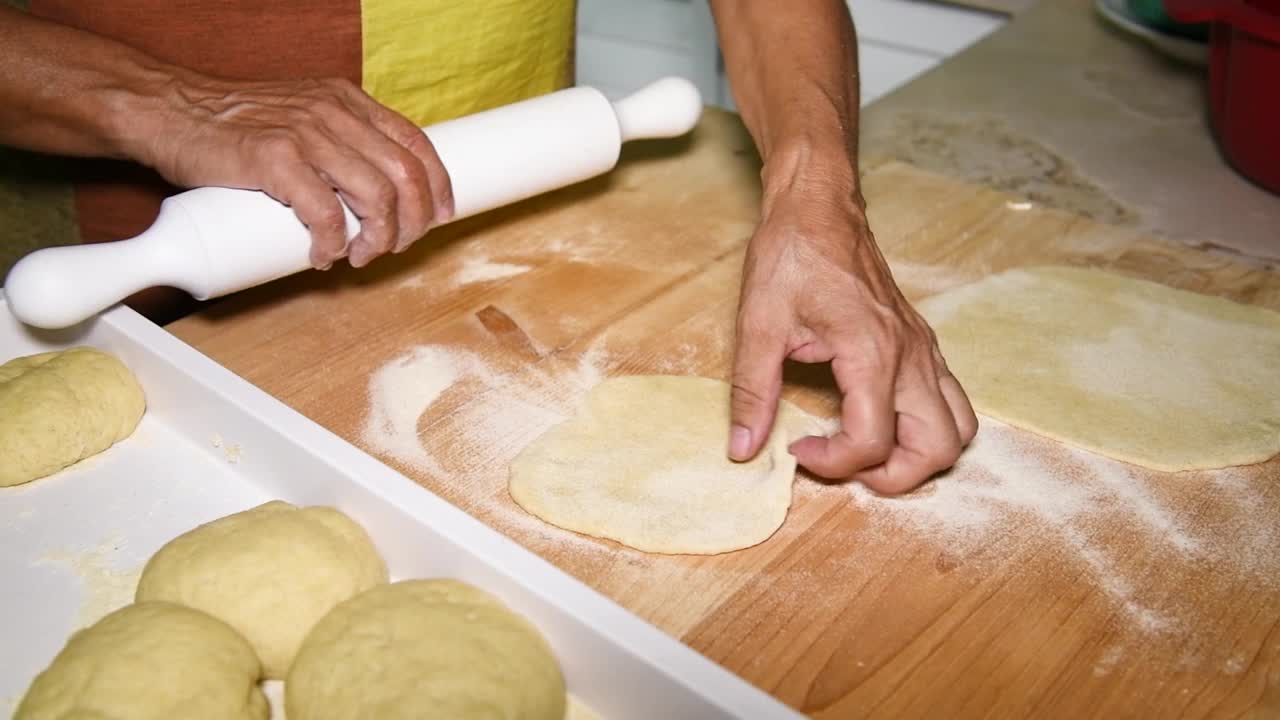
[729,425,752,461]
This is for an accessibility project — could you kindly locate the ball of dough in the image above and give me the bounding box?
[0,346,146,487]
[287,579,566,720]
[136,500,388,678]
[15,601,267,720]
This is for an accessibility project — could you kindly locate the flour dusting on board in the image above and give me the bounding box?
[357,338,634,563]
[360,340,611,477]
[452,257,532,286]
[840,417,1279,637]
[358,336,1280,652]
[359,346,462,475]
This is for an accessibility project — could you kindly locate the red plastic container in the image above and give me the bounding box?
[1165,0,1280,194]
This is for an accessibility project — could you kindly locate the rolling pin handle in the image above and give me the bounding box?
[611,77,704,142]
[3,204,202,329]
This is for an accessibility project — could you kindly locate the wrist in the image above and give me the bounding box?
[97,59,198,165]
[760,138,864,214]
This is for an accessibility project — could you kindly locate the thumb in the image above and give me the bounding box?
[728,323,787,462]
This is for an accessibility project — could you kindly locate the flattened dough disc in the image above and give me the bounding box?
[509,376,818,555]
[917,266,1280,471]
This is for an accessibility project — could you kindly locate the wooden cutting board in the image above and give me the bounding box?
[169,110,1280,718]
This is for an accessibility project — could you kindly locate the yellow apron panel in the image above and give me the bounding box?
[361,0,575,127]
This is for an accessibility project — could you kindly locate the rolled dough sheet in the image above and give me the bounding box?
[917,265,1280,471]
[508,376,819,555]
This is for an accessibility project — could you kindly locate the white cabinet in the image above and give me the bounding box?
[576,0,1006,107]
[576,0,720,102]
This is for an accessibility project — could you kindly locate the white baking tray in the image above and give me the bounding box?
[0,294,800,720]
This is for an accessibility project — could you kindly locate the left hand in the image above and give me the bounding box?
[727,187,978,495]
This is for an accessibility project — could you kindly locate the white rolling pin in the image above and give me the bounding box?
[4,77,703,329]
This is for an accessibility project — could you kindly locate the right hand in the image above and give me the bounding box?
[138,75,452,269]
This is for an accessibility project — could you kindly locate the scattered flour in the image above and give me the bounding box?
[1094,644,1124,677]
[360,339,612,479]
[35,537,142,629]
[207,433,243,463]
[396,274,427,290]
[358,337,1279,658]
[394,255,531,291]
[452,257,532,286]
[358,338,628,568]
[842,417,1272,637]
[359,346,462,476]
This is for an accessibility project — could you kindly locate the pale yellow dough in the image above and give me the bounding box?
[509,375,818,555]
[287,579,566,720]
[0,346,145,486]
[136,501,388,679]
[15,601,267,720]
[917,265,1280,471]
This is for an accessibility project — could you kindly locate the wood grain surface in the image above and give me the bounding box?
[169,110,1280,719]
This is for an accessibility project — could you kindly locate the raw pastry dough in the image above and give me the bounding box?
[15,601,267,720]
[287,579,566,720]
[509,375,818,555]
[135,501,388,678]
[917,266,1280,471]
[0,346,145,486]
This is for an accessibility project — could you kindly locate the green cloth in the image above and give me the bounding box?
[0,152,79,282]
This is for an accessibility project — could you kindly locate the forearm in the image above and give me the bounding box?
[0,6,183,160]
[708,0,862,210]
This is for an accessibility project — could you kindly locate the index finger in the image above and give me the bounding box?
[355,94,455,224]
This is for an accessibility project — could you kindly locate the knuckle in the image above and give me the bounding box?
[405,131,435,156]
[370,176,397,212]
[959,413,980,444]
[839,348,897,382]
[259,132,303,162]
[735,310,783,349]
[862,472,922,497]
[729,381,769,411]
[320,76,360,97]
[922,441,962,475]
[308,101,347,126]
[315,205,347,233]
[389,149,428,191]
[860,435,896,465]
[434,172,455,208]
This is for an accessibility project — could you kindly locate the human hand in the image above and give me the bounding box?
[136,74,452,269]
[728,188,978,494]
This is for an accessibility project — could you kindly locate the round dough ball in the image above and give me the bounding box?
[15,601,267,720]
[287,579,566,720]
[0,346,146,487]
[136,500,388,678]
